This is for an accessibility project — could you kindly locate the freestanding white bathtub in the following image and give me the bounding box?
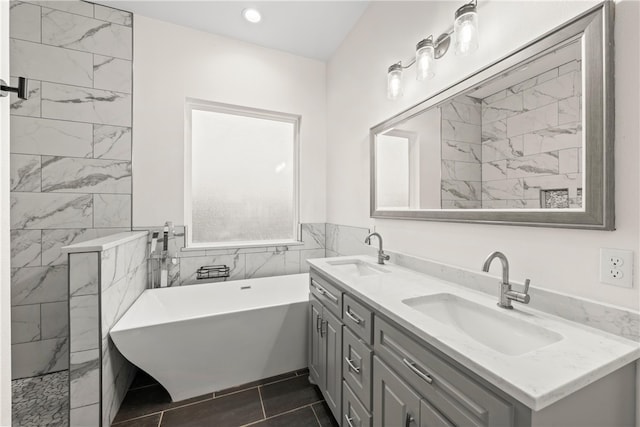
[110,273,309,401]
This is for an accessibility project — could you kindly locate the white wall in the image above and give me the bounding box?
[133,16,327,227]
[0,1,11,423]
[327,0,640,310]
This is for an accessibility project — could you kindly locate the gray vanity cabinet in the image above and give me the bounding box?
[373,356,421,427]
[310,267,637,427]
[374,317,514,427]
[308,292,343,421]
[324,307,343,420]
[309,296,325,390]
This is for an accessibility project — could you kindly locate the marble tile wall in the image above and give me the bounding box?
[9,0,132,380]
[67,232,147,426]
[138,223,329,287]
[480,61,582,208]
[440,95,483,209]
[101,234,147,426]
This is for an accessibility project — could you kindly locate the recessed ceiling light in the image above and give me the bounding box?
[242,8,261,23]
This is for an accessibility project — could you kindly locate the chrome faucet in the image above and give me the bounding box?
[482,251,531,309]
[365,232,390,265]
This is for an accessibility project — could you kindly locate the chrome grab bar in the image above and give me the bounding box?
[402,358,433,384]
[345,308,363,324]
[345,357,361,374]
[345,415,356,427]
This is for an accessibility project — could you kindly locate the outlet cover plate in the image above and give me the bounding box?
[600,248,633,288]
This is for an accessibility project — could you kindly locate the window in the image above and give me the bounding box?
[186,100,300,247]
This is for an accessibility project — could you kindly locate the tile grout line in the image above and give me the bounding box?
[310,404,323,427]
[113,372,313,424]
[238,400,325,427]
[156,411,163,427]
[257,386,266,420]
[111,410,163,425]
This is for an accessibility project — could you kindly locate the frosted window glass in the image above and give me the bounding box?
[191,109,295,244]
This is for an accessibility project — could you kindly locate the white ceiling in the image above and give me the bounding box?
[97,1,370,61]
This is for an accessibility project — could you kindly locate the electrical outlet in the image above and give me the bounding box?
[608,256,624,267]
[600,248,633,288]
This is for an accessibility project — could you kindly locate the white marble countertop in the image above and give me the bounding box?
[307,255,640,411]
[62,231,148,253]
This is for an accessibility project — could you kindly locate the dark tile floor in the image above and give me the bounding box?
[112,369,340,427]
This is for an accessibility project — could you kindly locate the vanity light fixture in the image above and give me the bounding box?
[416,36,436,81]
[242,8,262,23]
[387,63,404,100]
[454,0,479,55]
[386,0,479,99]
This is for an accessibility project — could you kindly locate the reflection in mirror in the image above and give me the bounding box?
[375,39,583,210]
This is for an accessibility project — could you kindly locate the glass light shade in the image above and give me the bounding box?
[387,64,403,100]
[416,40,435,81]
[454,8,479,56]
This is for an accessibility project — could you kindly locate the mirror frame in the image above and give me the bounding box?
[370,2,614,230]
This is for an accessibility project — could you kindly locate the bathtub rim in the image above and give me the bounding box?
[110,273,311,334]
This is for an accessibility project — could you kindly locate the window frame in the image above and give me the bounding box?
[184,98,301,249]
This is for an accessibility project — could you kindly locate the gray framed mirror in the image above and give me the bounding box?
[370,2,614,230]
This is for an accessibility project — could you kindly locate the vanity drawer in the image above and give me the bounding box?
[343,327,372,409]
[343,381,372,427]
[374,317,514,427]
[343,294,373,344]
[309,273,342,317]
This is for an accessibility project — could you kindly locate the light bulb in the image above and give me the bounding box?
[416,38,435,81]
[387,64,403,100]
[242,8,262,23]
[454,3,478,56]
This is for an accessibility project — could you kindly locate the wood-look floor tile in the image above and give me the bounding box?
[250,406,319,427]
[112,413,162,427]
[160,388,264,427]
[260,376,323,418]
[216,371,298,397]
[112,384,210,423]
[312,402,339,427]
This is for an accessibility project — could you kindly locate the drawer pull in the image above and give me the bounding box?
[345,357,361,374]
[403,358,433,384]
[316,315,322,332]
[322,288,339,303]
[345,308,363,324]
[320,319,327,337]
[313,282,339,304]
[405,413,415,427]
[345,415,356,427]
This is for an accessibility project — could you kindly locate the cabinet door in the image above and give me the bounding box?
[373,356,420,427]
[344,381,372,427]
[323,308,343,421]
[309,296,324,390]
[420,399,455,427]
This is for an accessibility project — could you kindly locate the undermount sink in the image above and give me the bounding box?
[402,293,563,356]
[326,259,388,277]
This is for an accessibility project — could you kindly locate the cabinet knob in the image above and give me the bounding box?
[405,413,415,427]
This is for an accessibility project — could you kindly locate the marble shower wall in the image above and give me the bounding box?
[66,232,147,426]
[9,0,133,379]
[139,223,328,287]
[480,60,582,208]
[440,96,483,209]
